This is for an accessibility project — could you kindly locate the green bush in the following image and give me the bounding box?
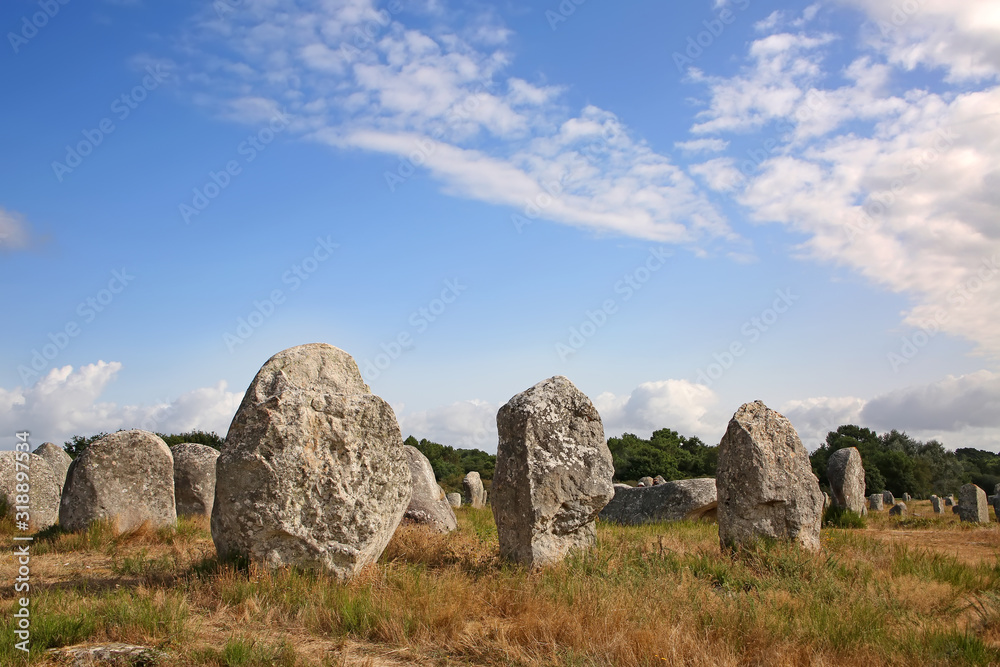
[823,505,866,529]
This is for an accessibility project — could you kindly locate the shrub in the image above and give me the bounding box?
[824,504,867,529]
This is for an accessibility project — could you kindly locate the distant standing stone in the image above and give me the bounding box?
[463,471,486,508]
[492,376,614,568]
[827,447,867,516]
[32,442,72,491]
[60,430,176,533]
[0,452,61,530]
[902,493,911,502]
[882,490,895,506]
[945,495,955,506]
[868,493,884,511]
[958,484,988,523]
[653,475,666,486]
[600,478,717,525]
[889,502,907,517]
[446,493,461,508]
[930,495,944,513]
[170,443,219,517]
[716,401,823,553]
[638,476,654,488]
[402,445,457,533]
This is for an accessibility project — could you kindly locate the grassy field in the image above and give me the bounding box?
[2,500,1000,666]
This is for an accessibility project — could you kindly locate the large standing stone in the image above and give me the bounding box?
[958,484,988,523]
[0,452,61,530]
[599,478,717,525]
[170,443,220,517]
[32,442,72,491]
[212,343,411,579]
[463,471,486,508]
[492,376,614,568]
[869,493,884,511]
[402,445,457,533]
[60,430,176,533]
[930,495,944,513]
[716,401,823,552]
[827,447,867,516]
[882,490,895,506]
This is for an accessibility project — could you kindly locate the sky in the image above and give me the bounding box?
[1,0,999,455]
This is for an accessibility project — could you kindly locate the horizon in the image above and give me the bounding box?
[2,0,998,456]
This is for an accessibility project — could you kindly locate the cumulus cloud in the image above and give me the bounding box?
[594,379,724,443]
[0,207,34,251]
[780,395,867,449]
[0,362,242,450]
[396,399,498,451]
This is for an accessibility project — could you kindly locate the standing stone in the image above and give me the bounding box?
[652,475,666,486]
[170,443,220,517]
[638,476,654,488]
[868,493,884,511]
[882,490,895,506]
[212,343,411,579]
[822,492,830,511]
[402,445,457,533]
[952,505,961,514]
[994,484,1000,496]
[60,430,176,533]
[463,471,486,508]
[903,493,912,502]
[930,495,944,513]
[945,495,955,506]
[958,483,988,523]
[0,452,60,530]
[889,502,907,517]
[716,401,823,553]
[600,478,717,524]
[827,447,867,515]
[446,493,461,508]
[32,442,72,491]
[492,376,614,568]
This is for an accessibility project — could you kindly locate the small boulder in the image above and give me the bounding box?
[59,430,176,533]
[446,493,461,508]
[32,442,72,491]
[211,343,411,579]
[170,443,219,517]
[958,483,988,523]
[492,376,614,568]
[716,401,823,552]
[952,504,960,514]
[463,471,486,508]
[638,476,654,488]
[889,502,907,517]
[868,493,884,511]
[827,447,867,515]
[600,478,717,524]
[0,452,61,530]
[402,445,457,533]
[653,475,666,486]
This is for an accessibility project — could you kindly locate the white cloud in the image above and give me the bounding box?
[0,363,242,450]
[0,207,33,251]
[780,396,867,450]
[396,399,498,451]
[594,379,724,443]
[674,138,729,154]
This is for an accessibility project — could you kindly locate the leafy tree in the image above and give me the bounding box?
[64,429,225,459]
[63,432,110,459]
[406,435,496,493]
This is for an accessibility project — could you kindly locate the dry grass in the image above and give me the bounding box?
[2,507,1000,666]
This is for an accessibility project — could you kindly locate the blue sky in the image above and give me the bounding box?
[2,0,999,454]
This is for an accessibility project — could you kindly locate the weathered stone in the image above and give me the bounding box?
[882,490,894,505]
[903,492,912,502]
[59,430,176,533]
[716,401,823,552]
[402,445,457,533]
[463,471,486,508]
[930,495,944,513]
[0,452,60,530]
[958,483,988,523]
[889,502,907,517]
[653,475,666,486]
[212,343,411,579]
[492,376,614,568]
[32,442,72,491]
[945,495,955,506]
[638,476,654,488]
[993,496,1000,521]
[446,493,461,508]
[868,493,884,511]
[47,643,168,666]
[827,447,867,516]
[599,478,717,524]
[952,504,960,514]
[822,492,830,511]
[170,443,220,517]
